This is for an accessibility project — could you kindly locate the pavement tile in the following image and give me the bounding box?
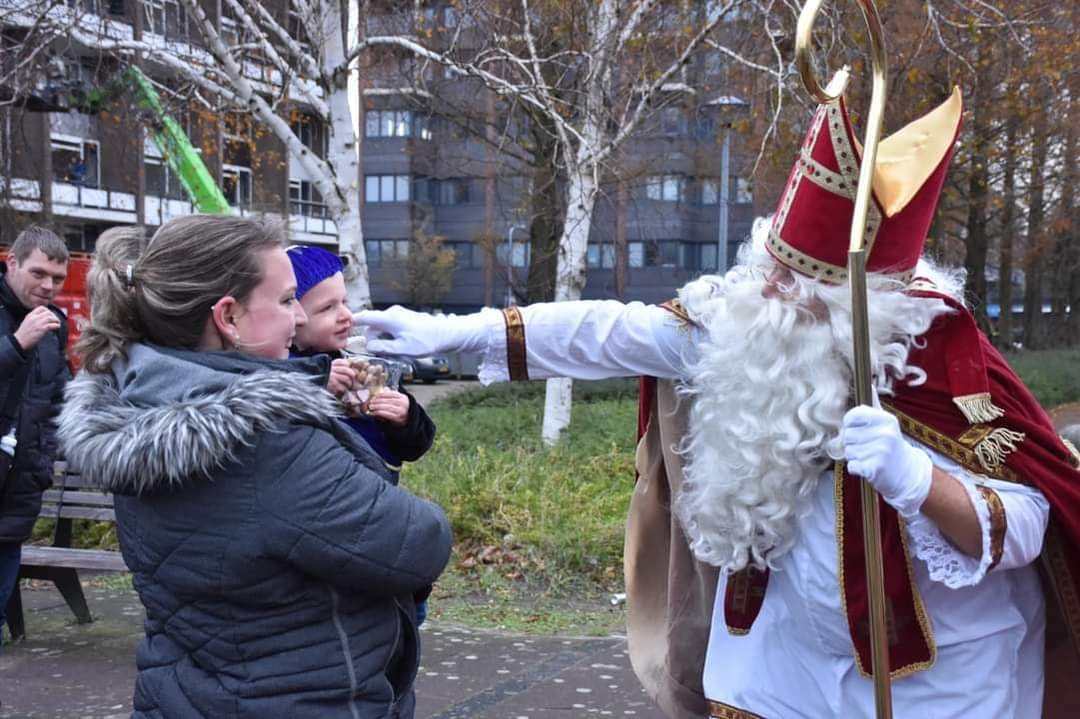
[1,583,666,719]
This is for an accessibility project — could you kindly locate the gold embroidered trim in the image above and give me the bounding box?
[658,298,694,327]
[835,464,937,680]
[894,515,938,679]
[824,103,884,255]
[1043,523,1080,657]
[977,485,1007,571]
[502,306,529,382]
[906,278,941,294]
[956,424,994,449]
[767,228,850,283]
[886,406,1024,485]
[952,392,1006,425]
[766,228,913,285]
[707,699,767,719]
[799,146,855,198]
[725,626,750,636]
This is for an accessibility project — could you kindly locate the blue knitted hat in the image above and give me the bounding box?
[287,245,344,299]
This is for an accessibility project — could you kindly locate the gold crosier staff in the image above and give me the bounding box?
[795,1,893,717]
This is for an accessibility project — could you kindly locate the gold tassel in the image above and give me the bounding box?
[974,428,1026,472]
[953,393,1006,425]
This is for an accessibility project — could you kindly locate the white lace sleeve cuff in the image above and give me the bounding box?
[477,308,511,386]
[905,481,995,589]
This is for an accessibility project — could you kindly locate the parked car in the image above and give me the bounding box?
[400,354,451,384]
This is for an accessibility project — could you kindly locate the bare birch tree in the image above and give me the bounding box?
[382,0,743,442]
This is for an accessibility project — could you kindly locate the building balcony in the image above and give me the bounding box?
[2,178,138,223]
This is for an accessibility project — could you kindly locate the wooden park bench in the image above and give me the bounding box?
[4,461,128,641]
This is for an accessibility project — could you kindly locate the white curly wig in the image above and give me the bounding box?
[671,217,964,572]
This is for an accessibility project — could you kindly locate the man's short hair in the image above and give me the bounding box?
[10,226,69,264]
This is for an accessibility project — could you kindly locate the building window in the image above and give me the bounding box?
[700,243,719,271]
[365,174,411,203]
[700,178,719,205]
[144,0,189,40]
[365,110,431,140]
[586,243,616,269]
[660,107,687,137]
[365,240,381,268]
[222,165,252,207]
[446,242,481,269]
[645,175,685,202]
[735,177,752,204]
[145,157,185,200]
[413,177,470,205]
[696,115,718,142]
[51,135,99,188]
[644,240,680,268]
[496,241,530,268]
[704,50,723,76]
[289,179,327,218]
[365,239,410,268]
[291,115,327,156]
[628,242,645,269]
[444,6,478,29]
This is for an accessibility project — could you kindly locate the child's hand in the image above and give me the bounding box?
[366,390,410,427]
[328,359,358,398]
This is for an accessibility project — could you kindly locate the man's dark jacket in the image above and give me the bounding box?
[0,264,69,543]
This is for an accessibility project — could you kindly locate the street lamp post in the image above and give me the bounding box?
[506,223,527,307]
[709,95,748,273]
[718,126,731,273]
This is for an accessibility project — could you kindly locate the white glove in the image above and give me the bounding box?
[841,405,934,518]
[351,305,497,356]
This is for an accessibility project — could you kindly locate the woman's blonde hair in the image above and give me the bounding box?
[76,214,286,373]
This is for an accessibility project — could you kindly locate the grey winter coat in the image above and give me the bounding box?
[58,344,452,719]
[0,266,69,544]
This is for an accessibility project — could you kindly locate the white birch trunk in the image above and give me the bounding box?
[541,169,598,444]
[540,0,615,445]
[319,1,370,309]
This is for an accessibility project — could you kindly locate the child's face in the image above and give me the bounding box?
[293,272,353,352]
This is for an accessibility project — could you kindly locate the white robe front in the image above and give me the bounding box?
[472,299,1049,718]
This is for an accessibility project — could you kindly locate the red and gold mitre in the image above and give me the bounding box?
[767,73,963,283]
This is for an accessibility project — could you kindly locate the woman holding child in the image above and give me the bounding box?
[57,215,450,719]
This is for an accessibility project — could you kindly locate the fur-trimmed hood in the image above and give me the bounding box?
[59,343,341,495]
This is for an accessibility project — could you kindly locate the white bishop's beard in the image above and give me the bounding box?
[672,233,958,573]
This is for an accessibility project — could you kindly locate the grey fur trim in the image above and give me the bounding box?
[59,371,342,495]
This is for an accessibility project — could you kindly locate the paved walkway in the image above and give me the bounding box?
[0,583,666,719]
[406,378,476,407]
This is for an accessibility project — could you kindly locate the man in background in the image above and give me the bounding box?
[0,226,70,646]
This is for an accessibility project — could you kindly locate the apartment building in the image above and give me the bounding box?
[0,0,756,311]
[0,0,335,252]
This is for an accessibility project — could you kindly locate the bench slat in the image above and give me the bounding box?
[20,546,128,572]
[41,490,114,506]
[37,506,116,522]
[51,475,100,490]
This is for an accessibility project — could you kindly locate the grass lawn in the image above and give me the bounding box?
[1002,348,1080,409]
[400,379,639,635]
